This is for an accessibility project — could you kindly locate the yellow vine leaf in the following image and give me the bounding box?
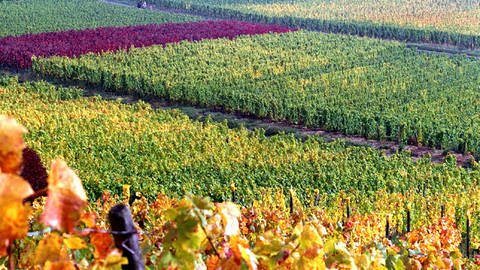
[0,173,33,256]
[217,202,241,237]
[35,233,71,267]
[43,261,76,270]
[41,159,88,233]
[92,249,128,270]
[238,244,258,270]
[64,236,87,250]
[0,115,27,174]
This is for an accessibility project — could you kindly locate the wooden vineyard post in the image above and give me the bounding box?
[406,204,411,233]
[109,204,145,270]
[466,211,471,258]
[313,189,320,207]
[346,198,351,219]
[385,214,391,239]
[289,188,294,215]
[231,182,236,203]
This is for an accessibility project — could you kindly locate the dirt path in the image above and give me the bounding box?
[1,68,472,167]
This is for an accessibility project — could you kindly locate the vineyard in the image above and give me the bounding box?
[34,31,480,155]
[2,0,480,268]
[0,0,197,37]
[146,0,480,48]
[1,75,480,267]
[0,20,291,68]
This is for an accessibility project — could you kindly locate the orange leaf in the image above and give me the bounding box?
[41,159,87,232]
[91,232,115,260]
[0,115,27,174]
[206,255,220,270]
[0,173,34,199]
[0,198,31,256]
[43,260,76,270]
[80,212,97,228]
[0,173,33,256]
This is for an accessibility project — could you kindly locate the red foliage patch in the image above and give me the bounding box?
[0,20,293,69]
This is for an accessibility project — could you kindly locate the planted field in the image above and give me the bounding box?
[0,20,291,69]
[2,0,480,267]
[150,0,480,48]
[2,76,480,267]
[0,0,198,37]
[34,31,480,155]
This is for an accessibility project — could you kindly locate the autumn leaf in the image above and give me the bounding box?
[0,115,27,174]
[64,236,87,250]
[41,159,88,232]
[217,202,241,237]
[43,260,76,270]
[92,249,128,270]
[0,173,33,256]
[0,173,34,199]
[0,198,31,256]
[91,232,115,260]
[35,233,70,266]
[80,212,97,228]
[238,244,258,270]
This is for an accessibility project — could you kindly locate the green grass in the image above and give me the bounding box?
[0,0,199,37]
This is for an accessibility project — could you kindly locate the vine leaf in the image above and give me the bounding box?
[91,232,115,260]
[0,173,33,256]
[217,202,241,237]
[41,159,87,233]
[35,232,75,269]
[63,236,87,250]
[0,115,27,174]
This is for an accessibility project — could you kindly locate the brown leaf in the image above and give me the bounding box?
[41,159,87,232]
[0,115,27,174]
